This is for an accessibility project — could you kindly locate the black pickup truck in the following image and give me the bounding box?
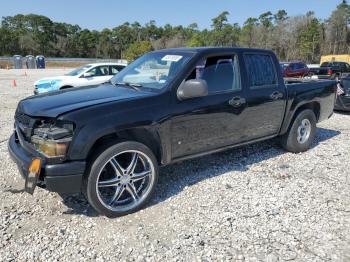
[8,47,336,217]
[309,61,350,80]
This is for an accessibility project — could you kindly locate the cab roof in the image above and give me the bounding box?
[88,62,127,66]
[151,47,275,55]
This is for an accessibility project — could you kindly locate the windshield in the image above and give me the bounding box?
[280,63,289,70]
[65,65,92,76]
[110,52,194,90]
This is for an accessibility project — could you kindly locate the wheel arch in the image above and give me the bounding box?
[280,101,320,135]
[86,127,164,165]
[60,85,73,90]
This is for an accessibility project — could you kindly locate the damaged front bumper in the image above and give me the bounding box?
[8,129,86,194]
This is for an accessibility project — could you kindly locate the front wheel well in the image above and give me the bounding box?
[86,128,163,165]
[60,85,73,90]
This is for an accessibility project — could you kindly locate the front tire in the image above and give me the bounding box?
[84,141,159,217]
[281,109,316,153]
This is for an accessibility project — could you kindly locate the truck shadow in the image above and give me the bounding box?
[60,127,340,217]
[151,127,340,208]
[334,110,350,116]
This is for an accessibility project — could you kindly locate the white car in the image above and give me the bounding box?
[34,62,127,94]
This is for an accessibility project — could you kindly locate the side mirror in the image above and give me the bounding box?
[177,79,208,100]
[83,72,93,78]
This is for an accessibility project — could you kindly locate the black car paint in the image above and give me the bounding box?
[335,76,350,111]
[8,47,337,193]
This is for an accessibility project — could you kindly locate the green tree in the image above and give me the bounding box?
[297,15,321,62]
[325,0,350,54]
[240,17,259,47]
[187,33,205,47]
[274,10,288,23]
[211,11,229,31]
[124,41,153,62]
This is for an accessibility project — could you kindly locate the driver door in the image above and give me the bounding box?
[80,65,111,86]
[170,54,247,159]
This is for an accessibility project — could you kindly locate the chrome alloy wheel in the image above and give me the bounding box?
[297,119,311,144]
[96,150,155,212]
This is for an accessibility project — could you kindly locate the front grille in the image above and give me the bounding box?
[15,112,32,126]
[15,110,36,140]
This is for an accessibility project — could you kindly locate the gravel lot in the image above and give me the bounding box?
[0,69,350,261]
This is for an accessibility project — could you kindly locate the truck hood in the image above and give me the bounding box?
[18,84,155,118]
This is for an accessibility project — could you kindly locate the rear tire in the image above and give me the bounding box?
[83,141,159,217]
[281,109,316,153]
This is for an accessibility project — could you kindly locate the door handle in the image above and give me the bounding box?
[229,96,246,107]
[270,91,283,100]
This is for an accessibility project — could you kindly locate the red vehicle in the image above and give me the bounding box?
[280,61,310,78]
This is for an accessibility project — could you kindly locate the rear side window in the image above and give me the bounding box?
[110,65,125,75]
[245,54,277,88]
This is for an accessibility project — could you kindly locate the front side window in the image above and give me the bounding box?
[186,55,241,94]
[244,54,277,88]
[111,52,193,90]
[280,63,289,71]
[88,66,109,77]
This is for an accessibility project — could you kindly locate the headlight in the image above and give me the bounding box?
[31,122,74,158]
[31,135,71,158]
[50,80,62,89]
[35,79,62,92]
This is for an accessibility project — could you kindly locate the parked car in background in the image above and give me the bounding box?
[34,62,127,94]
[280,61,310,78]
[335,74,350,111]
[309,61,350,80]
[9,47,337,217]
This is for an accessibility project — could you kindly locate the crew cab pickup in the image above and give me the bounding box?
[309,61,350,80]
[8,48,337,217]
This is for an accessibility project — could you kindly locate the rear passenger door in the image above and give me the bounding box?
[242,53,286,140]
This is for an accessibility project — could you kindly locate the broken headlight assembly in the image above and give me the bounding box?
[30,121,74,158]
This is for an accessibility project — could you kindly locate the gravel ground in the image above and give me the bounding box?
[0,69,350,261]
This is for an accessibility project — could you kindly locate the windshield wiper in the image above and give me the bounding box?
[114,82,142,91]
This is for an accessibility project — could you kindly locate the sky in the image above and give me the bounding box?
[0,0,340,30]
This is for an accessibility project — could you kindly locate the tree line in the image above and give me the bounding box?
[0,1,349,63]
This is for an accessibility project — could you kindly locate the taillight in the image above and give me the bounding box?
[328,69,333,75]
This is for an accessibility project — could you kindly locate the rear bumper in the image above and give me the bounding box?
[8,133,85,193]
